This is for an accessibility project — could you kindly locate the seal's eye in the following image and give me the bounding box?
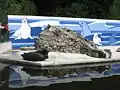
[66,29,71,32]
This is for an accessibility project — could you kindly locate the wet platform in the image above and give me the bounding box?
[0,46,120,68]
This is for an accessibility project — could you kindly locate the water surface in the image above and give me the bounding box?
[1,63,120,90]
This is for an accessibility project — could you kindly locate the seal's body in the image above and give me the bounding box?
[21,48,50,61]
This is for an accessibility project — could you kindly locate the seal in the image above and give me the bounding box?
[21,48,50,61]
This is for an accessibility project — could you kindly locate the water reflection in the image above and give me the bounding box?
[0,65,9,90]
[1,63,120,89]
[8,64,117,88]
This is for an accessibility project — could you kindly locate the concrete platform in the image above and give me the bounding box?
[0,41,12,54]
[0,41,12,70]
[0,46,120,68]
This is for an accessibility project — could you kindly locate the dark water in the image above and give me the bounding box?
[1,63,120,90]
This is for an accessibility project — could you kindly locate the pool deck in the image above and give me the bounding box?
[0,46,120,68]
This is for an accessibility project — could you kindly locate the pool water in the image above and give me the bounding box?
[0,62,120,90]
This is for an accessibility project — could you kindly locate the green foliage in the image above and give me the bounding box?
[0,0,37,24]
[0,0,117,23]
[53,2,88,18]
[52,0,114,19]
[109,0,120,19]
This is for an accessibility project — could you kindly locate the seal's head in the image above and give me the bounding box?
[21,18,28,24]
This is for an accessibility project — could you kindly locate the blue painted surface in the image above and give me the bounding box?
[8,15,120,49]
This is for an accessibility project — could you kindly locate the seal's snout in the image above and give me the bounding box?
[103,49,112,58]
